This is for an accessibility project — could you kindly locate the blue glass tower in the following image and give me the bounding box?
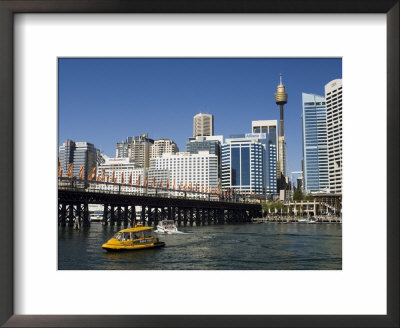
[221,136,265,195]
[59,139,97,178]
[302,93,329,193]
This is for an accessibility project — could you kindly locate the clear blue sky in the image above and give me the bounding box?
[59,58,341,174]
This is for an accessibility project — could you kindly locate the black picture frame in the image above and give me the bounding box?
[0,1,398,327]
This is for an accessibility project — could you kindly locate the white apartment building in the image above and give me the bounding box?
[147,169,170,187]
[149,151,219,191]
[325,79,342,194]
[193,113,214,137]
[150,139,179,159]
[95,157,147,191]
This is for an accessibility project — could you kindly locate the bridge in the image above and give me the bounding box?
[58,177,262,228]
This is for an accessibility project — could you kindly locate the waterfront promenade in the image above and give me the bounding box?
[252,216,342,223]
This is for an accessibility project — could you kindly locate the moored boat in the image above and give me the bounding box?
[90,211,103,222]
[102,225,165,251]
[155,220,179,234]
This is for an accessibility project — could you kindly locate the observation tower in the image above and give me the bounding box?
[274,74,288,188]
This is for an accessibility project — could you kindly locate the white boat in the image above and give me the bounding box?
[298,218,308,224]
[155,220,179,234]
[89,204,104,222]
[90,211,103,222]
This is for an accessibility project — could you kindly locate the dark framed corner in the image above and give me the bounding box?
[0,0,398,327]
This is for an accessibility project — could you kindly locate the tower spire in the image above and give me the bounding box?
[280,73,283,85]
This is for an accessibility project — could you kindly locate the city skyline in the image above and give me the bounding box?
[59,58,342,174]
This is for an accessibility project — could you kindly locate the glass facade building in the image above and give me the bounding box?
[186,139,221,157]
[302,93,329,193]
[59,139,75,174]
[59,139,97,179]
[221,136,265,195]
[251,120,278,195]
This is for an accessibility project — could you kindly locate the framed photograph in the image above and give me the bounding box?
[57,57,343,271]
[0,1,398,327]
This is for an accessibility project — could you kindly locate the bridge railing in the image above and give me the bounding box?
[58,177,258,204]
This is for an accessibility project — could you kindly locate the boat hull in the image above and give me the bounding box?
[155,229,179,234]
[102,241,165,252]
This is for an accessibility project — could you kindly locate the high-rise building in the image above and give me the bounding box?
[302,93,329,193]
[193,113,214,137]
[116,134,154,168]
[150,139,179,159]
[59,139,97,179]
[221,136,266,195]
[325,79,342,194]
[296,177,303,191]
[116,140,130,158]
[149,151,219,191]
[186,135,223,180]
[186,135,223,155]
[274,74,288,189]
[59,139,75,174]
[251,120,278,195]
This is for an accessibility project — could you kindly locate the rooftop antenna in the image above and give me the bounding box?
[280,73,283,85]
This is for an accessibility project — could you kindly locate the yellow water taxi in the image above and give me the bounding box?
[102,225,165,252]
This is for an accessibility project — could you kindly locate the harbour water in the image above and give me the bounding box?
[58,222,342,270]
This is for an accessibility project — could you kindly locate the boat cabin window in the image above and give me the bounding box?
[122,232,131,241]
[131,230,153,239]
[143,230,154,238]
[113,232,131,241]
[162,220,174,226]
[113,232,123,241]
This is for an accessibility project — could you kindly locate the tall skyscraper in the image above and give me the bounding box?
[221,135,266,195]
[193,113,214,137]
[302,93,329,193]
[251,120,278,195]
[325,79,342,194]
[59,139,97,179]
[274,74,288,190]
[116,134,154,168]
[59,139,75,173]
[150,139,179,159]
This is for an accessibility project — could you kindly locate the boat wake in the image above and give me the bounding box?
[155,230,188,234]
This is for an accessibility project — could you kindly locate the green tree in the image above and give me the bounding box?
[263,202,285,215]
[293,189,303,201]
[304,193,314,201]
